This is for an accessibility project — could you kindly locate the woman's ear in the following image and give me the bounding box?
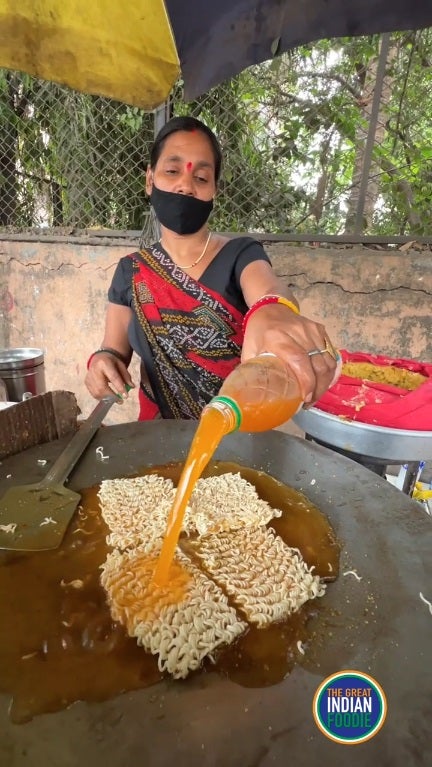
[145,165,153,195]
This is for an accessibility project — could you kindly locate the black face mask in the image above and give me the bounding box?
[150,185,213,235]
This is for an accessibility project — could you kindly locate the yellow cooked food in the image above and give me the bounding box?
[342,362,426,390]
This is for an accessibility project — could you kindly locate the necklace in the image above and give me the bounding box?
[162,232,212,270]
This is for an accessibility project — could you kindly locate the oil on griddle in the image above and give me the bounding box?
[0,461,340,723]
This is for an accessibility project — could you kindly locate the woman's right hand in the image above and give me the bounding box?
[85,353,135,402]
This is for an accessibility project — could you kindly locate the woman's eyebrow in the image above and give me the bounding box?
[163,154,182,163]
[195,160,213,170]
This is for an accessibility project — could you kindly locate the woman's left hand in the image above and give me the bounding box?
[241,303,340,405]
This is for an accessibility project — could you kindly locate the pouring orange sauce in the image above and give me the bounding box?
[152,355,303,587]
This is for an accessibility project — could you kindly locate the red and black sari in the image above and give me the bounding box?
[108,237,271,420]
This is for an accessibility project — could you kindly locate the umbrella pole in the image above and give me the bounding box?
[154,100,171,138]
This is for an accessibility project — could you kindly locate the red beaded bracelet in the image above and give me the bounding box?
[242,294,300,333]
[87,347,129,370]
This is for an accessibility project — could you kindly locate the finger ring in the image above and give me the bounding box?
[324,336,338,361]
[307,337,339,360]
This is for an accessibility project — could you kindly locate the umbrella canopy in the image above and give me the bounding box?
[1,1,432,108]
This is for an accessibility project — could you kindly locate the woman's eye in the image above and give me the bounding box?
[195,176,208,183]
[165,168,178,175]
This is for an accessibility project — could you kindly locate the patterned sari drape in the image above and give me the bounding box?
[131,246,244,419]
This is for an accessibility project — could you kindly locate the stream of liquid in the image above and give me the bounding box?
[152,389,303,586]
[152,407,229,585]
[0,461,340,724]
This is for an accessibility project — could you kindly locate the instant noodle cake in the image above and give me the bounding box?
[98,474,176,551]
[98,471,281,551]
[100,545,247,678]
[189,525,325,627]
[99,472,326,678]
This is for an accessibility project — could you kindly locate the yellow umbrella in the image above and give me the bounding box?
[0,0,179,109]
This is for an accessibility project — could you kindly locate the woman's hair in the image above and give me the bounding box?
[149,116,222,182]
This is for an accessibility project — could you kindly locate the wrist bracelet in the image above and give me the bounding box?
[87,347,129,370]
[242,294,300,333]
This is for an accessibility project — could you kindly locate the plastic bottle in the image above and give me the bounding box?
[205,353,304,433]
[153,354,306,586]
[154,352,341,586]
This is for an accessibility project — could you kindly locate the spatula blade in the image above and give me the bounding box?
[0,483,81,551]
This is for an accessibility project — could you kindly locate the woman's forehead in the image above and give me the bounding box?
[160,130,215,165]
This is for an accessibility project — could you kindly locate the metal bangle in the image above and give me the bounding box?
[87,347,129,369]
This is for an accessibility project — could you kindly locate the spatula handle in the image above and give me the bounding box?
[43,397,117,486]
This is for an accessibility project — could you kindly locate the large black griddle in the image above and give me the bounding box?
[0,421,431,767]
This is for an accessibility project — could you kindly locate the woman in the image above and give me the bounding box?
[85,116,338,420]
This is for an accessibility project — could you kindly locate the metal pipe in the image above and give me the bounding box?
[153,101,171,138]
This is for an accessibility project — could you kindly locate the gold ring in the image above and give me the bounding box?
[324,336,338,361]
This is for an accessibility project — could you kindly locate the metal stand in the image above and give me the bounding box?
[304,433,421,496]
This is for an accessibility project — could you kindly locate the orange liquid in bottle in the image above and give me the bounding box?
[221,354,303,432]
[152,355,303,587]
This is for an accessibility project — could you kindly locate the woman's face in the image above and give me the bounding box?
[146,130,217,202]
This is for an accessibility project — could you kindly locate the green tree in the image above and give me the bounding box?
[2,27,432,236]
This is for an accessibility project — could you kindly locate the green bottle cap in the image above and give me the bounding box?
[208,395,242,432]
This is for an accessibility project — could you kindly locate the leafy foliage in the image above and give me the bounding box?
[1,29,432,234]
[0,75,154,229]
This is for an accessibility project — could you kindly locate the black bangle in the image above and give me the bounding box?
[87,347,129,369]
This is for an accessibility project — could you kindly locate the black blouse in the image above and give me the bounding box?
[108,236,271,370]
[108,236,271,316]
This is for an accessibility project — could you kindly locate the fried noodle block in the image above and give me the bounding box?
[98,474,176,551]
[98,472,282,551]
[100,546,247,678]
[191,526,326,628]
[188,473,281,536]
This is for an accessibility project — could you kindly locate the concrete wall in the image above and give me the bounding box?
[1,235,431,425]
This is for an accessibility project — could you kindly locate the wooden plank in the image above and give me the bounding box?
[0,391,79,460]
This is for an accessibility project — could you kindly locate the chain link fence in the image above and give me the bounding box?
[1,29,431,237]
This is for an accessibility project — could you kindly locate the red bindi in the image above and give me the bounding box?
[186,162,193,171]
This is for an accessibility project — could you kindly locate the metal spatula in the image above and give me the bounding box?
[0,396,117,551]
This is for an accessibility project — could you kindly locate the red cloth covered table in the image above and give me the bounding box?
[315,350,432,431]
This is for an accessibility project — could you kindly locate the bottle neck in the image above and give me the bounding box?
[205,395,242,433]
